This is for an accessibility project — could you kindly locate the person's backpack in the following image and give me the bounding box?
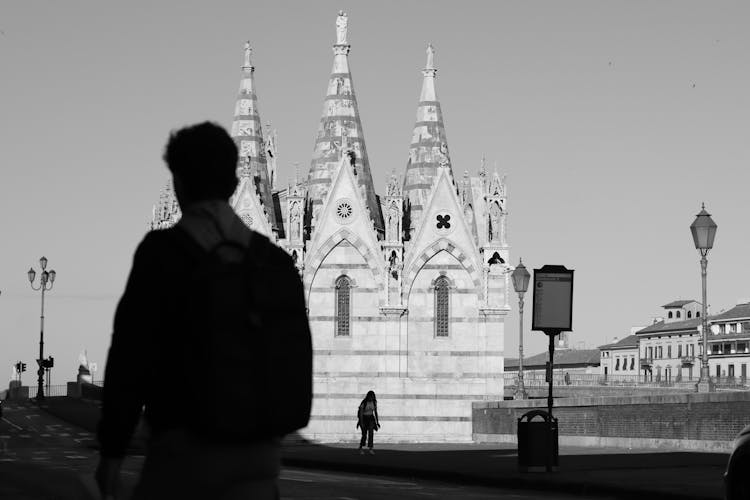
[177,229,312,441]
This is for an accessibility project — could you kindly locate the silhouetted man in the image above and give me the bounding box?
[96,122,312,499]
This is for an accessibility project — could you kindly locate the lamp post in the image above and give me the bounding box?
[28,256,56,402]
[511,258,531,399]
[690,204,717,393]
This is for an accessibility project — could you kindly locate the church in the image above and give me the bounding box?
[150,12,510,442]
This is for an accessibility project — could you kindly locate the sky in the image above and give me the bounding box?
[1,1,749,385]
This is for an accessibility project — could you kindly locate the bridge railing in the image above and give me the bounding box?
[27,384,69,398]
[503,372,700,389]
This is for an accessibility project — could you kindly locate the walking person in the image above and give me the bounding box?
[95,122,312,500]
[356,390,380,454]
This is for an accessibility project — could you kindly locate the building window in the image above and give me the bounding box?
[678,345,682,358]
[676,311,681,318]
[658,346,663,358]
[335,275,351,337]
[729,323,737,333]
[434,276,450,337]
[630,357,635,370]
[690,344,695,356]
[729,365,735,378]
[687,311,692,319]
[720,324,726,334]
[697,311,700,318]
[667,345,672,358]
[648,346,653,359]
[668,311,673,319]
[615,358,620,370]
[716,365,721,378]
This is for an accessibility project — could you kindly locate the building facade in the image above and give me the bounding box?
[150,12,510,441]
[636,300,702,383]
[599,333,640,377]
[706,301,750,382]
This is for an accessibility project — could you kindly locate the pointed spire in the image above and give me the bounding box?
[230,42,279,233]
[150,180,181,230]
[306,12,384,234]
[403,43,453,231]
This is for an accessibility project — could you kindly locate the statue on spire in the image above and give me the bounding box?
[426,43,435,70]
[336,11,348,45]
[243,41,253,68]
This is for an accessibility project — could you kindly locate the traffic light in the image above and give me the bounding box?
[21,362,26,372]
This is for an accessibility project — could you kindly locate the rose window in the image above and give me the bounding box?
[336,200,355,223]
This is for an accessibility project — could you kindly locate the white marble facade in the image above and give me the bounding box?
[151,12,510,442]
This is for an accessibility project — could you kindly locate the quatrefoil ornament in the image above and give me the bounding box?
[436,214,451,229]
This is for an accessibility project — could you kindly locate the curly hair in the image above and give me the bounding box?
[163,122,238,201]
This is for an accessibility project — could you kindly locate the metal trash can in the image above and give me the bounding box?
[517,409,559,472]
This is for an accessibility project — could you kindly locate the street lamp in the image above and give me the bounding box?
[28,256,56,402]
[511,258,531,399]
[690,204,717,393]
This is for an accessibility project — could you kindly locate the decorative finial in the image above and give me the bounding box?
[701,202,706,210]
[336,11,348,45]
[243,41,253,69]
[426,43,435,70]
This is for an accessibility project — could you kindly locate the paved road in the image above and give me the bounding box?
[279,467,615,499]
[0,402,615,499]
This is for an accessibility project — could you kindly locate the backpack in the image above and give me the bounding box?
[176,229,312,441]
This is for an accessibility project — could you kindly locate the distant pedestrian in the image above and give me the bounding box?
[357,390,380,454]
[96,122,312,500]
[564,372,571,385]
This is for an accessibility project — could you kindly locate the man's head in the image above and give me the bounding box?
[163,122,239,205]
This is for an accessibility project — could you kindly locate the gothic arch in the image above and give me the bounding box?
[402,238,481,304]
[303,228,384,300]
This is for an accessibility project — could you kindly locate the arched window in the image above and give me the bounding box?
[676,311,681,318]
[434,276,450,337]
[335,275,351,337]
[696,311,701,318]
[687,311,692,319]
[668,311,673,319]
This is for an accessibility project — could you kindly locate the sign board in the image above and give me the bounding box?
[532,265,574,333]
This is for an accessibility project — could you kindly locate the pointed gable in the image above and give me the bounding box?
[230,175,273,238]
[403,164,481,286]
[306,11,383,235]
[230,42,279,234]
[403,44,454,234]
[305,149,384,283]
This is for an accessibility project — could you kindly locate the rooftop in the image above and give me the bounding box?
[598,334,639,350]
[662,299,698,309]
[636,317,702,335]
[505,348,600,370]
[710,302,750,322]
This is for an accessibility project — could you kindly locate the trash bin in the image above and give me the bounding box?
[517,409,558,472]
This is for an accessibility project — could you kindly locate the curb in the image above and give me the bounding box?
[281,456,721,500]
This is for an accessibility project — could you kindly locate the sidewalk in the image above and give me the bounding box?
[35,398,728,499]
[281,441,728,500]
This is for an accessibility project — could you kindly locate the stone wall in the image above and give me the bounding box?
[303,243,506,442]
[473,392,750,452]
